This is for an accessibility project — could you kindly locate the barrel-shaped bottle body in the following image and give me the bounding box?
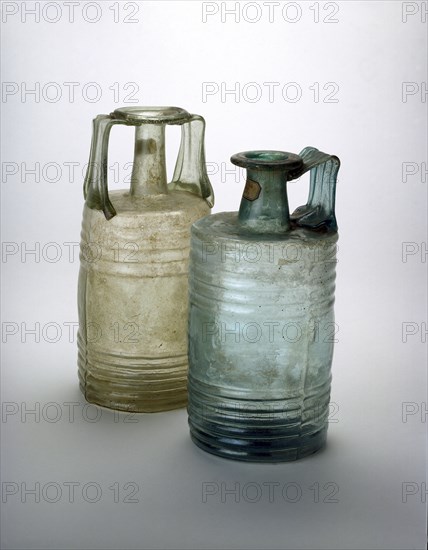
[78,190,210,412]
[188,212,338,461]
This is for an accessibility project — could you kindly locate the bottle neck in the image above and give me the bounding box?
[130,124,168,196]
[238,168,290,232]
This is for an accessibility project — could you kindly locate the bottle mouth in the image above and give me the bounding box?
[113,106,191,125]
[231,150,303,171]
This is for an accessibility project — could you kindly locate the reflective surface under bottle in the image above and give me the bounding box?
[188,148,340,461]
[78,106,214,412]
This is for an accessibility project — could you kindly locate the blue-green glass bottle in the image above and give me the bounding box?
[187,148,340,462]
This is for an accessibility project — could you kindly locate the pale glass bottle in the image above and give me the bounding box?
[188,148,340,461]
[78,107,214,412]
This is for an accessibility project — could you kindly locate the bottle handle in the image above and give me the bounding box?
[83,109,214,221]
[170,114,214,207]
[83,114,126,220]
[290,147,340,231]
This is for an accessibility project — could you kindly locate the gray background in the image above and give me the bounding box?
[1,1,427,549]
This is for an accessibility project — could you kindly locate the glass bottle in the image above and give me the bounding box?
[78,106,214,412]
[187,147,340,461]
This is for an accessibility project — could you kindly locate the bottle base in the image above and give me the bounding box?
[78,333,189,412]
[188,422,327,462]
[79,383,187,413]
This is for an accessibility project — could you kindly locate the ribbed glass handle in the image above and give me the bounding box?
[290,147,340,231]
[170,115,214,207]
[83,114,125,220]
